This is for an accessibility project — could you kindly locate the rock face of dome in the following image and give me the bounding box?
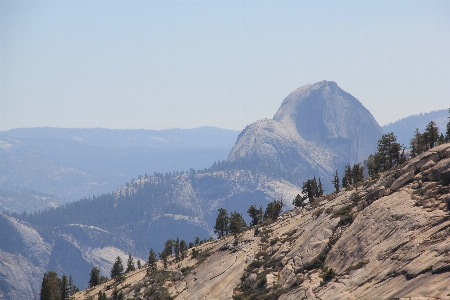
[228,81,383,187]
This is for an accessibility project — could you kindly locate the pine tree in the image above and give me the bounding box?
[369,132,403,175]
[174,238,181,262]
[126,254,135,273]
[137,259,142,269]
[214,208,229,238]
[247,205,263,226]
[302,178,318,201]
[67,276,74,298]
[410,128,424,158]
[352,164,364,185]
[98,291,108,300]
[229,211,247,238]
[147,248,158,274]
[159,250,168,269]
[263,198,284,221]
[164,239,174,255]
[331,170,340,193]
[60,274,68,300]
[40,271,61,300]
[89,267,100,288]
[424,121,439,149]
[180,240,188,259]
[445,108,450,142]
[317,178,324,197]
[111,257,124,280]
[194,237,200,246]
[292,194,304,207]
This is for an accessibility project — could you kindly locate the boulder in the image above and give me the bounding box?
[377,176,394,189]
[430,143,450,158]
[390,171,414,191]
[395,164,415,178]
[420,160,436,172]
[173,269,182,281]
[410,152,439,170]
[368,186,385,201]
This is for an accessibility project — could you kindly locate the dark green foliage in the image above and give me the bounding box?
[331,170,340,193]
[351,164,364,185]
[320,266,336,281]
[164,239,174,256]
[196,250,211,264]
[446,108,450,142]
[292,194,304,207]
[263,198,284,221]
[191,248,198,259]
[137,259,142,269]
[112,289,125,300]
[126,254,135,273]
[269,237,279,246]
[229,211,247,238]
[410,128,426,157]
[312,208,324,218]
[180,240,188,259]
[368,132,404,175]
[159,250,168,269]
[40,271,61,300]
[342,165,352,189]
[331,205,353,218]
[317,178,324,197]
[67,276,74,298]
[188,242,194,248]
[98,291,108,300]
[111,256,124,280]
[89,267,100,288]
[410,121,445,157]
[302,178,318,201]
[180,265,193,275]
[174,238,181,262]
[60,274,68,300]
[214,208,229,238]
[247,205,263,226]
[344,260,369,274]
[331,205,354,226]
[194,237,200,246]
[425,121,440,149]
[148,248,158,273]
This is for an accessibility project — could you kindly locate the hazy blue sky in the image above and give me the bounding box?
[1,0,449,131]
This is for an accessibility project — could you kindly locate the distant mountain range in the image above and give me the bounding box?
[0,127,239,211]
